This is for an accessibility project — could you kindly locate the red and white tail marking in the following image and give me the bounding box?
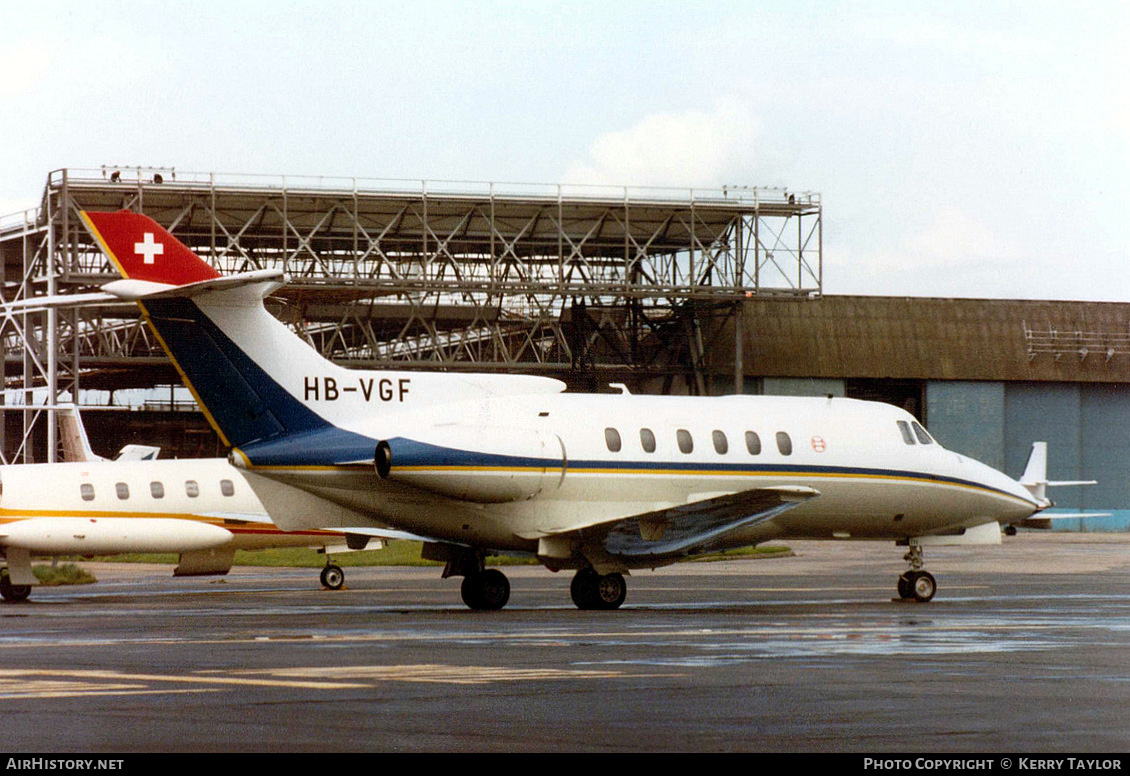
[80,210,220,286]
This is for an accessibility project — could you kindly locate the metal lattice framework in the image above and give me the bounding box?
[0,167,821,461]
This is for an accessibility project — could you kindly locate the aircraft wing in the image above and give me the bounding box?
[576,485,819,565]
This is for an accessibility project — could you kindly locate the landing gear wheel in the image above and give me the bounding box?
[460,569,510,611]
[570,568,627,610]
[0,571,31,603]
[897,570,936,602]
[910,570,936,602]
[570,568,599,609]
[594,572,627,610]
[897,571,914,600]
[320,564,345,590]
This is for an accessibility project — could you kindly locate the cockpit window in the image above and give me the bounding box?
[896,420,915,445]
[911,422,934,445]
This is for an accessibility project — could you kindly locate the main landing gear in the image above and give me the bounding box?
[0,569,32,603]
[896,544,936,603]
[461,568,511,611]
[570,568,627,610]
[320,563,345,590]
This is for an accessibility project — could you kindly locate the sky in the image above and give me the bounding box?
[2,0,1128,301]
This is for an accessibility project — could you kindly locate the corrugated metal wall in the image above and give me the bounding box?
[927,381,1130,529]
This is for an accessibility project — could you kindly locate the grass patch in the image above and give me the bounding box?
[687,545,793,562]
[33,563,98,586]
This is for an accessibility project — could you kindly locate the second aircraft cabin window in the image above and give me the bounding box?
[640,428,656,453]
[605,427,622,453]
[776,432,793,456]
[150,482,165,499]
[80,483,94,502]
[677,429,693,454]
[221,479,235,497]
[185,480,200,498]
[712,430,728,454]
[115,482,129,500]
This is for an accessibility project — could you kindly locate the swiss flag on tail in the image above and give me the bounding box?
[81,210,221,286]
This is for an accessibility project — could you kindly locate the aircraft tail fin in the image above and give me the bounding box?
[58,404,103,463]
[1020,442,1049,501]
[82,209,565,464]
[83,210,334,451]
[80,210,221,286]
[1019,441,1097,504]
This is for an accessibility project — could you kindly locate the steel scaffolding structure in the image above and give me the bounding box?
[0,167,821,461]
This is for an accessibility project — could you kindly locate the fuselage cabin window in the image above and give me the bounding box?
[605,427,622,453]
[712,430,728,454]
[640,428,656,453]
[115,482,129,500]
[776,431,793,456]
[150,482,165,499]
[220,479,235,497]
[677,429,693,454]
[80,483,95,501]
[185,480,200,498]
[745,431,762,455]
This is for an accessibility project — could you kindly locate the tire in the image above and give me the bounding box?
[570,568,599,609]
[0,571,31,603]
[594,572,627,610]
[320,564,345,590]
[570,568,626,610]
[461,569,510,611]
[912,571,937,603]
[897,572,914,599]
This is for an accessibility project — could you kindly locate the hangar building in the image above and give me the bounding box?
[700,296,1130,528]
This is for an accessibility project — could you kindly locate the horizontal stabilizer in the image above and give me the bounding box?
[1019,441,1093,504]
[1010,512,1112,530]
[102,270,285,302]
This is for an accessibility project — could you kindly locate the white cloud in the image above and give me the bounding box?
[828,207,1029,298]
[562,97,761,189]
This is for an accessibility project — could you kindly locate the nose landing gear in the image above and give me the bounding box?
[896,544,936,602]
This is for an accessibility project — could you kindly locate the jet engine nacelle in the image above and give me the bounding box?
[374,426,566,504]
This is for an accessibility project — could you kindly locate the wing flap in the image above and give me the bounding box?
[593,485,819,562]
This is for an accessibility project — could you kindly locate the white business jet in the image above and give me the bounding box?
[78,209,1062,611]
